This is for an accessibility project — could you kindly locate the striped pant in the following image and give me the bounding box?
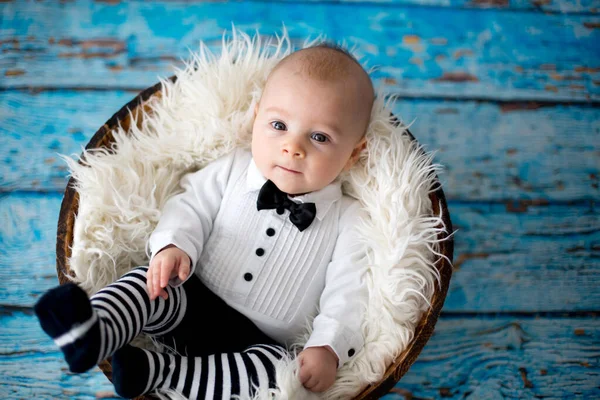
[37,267,287,399]
[113,342,286,399]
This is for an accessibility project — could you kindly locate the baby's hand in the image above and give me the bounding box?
[147,244,191,300]
[298,346,338,392]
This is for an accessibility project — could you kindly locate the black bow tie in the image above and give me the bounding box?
[256,180,317,232]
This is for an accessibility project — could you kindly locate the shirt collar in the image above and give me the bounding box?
[244,158,342,221]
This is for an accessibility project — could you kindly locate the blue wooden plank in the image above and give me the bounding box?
[0,90,135,191]
[1,192,598,312]
[1,1,598,101]
[383,315,600,399]
[1,0,594,16]
[0,356,117,399]
[0,311,116,399]
[297,0,600,13]
[2,311,598,399]
[2,91,599,200]
[444,201,600,312]
[0,193,62,305]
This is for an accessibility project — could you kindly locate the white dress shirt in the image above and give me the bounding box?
[148,148,368,367]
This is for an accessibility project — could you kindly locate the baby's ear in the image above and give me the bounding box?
[352,136,367,157]
[343,136,367,172]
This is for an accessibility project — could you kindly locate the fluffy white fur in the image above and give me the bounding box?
[60,28,450,399]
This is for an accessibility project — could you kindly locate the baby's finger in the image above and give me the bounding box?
[153,262,162,299]
[149,268,157,300]
[311,381,327,393]
[303,375,319,391]
[159,287,169,300]
[179,259,191,281]
[160,259,171,288]
[146,268,154,299]
[298,365,311,384]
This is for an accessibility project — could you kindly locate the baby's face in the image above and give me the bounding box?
[251,68,369,195]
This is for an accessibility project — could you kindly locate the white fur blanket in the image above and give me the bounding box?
[61,29,449,399]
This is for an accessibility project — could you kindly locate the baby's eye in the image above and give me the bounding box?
[311,132,328,143]
[271,121,287,131]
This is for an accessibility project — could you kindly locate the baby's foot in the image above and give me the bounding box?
[112,345,169,398]
[33,283,101,373]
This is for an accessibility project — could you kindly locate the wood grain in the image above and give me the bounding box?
[276,0,600,13]
[1,0,595,16]
[1,2,598,101]
[1,1,598,398]
[2,91,599,200]
[382,315,600,399]
[1,193,598,312]
[0,90,136,192]
[444,201,600,312]
[0,309,116,398]
[2,311,598,399]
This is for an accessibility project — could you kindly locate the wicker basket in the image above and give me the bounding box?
[55,76,454,400]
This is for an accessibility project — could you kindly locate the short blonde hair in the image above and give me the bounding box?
[272,43,372,88]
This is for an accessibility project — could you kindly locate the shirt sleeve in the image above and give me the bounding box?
[303,199,369,368]
[147,149,238,286]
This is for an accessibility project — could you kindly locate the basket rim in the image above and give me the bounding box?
[56,76,454,400]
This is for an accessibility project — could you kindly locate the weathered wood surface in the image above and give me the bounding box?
[2,1,599,398]
[1,90,135,192]
[2,192,598,312]
[2,311,598,399]
[2,91,599,200]
[1,0,596,18]
[2,2,599,101]
[1,309,116,399]
[276,0,600,13]
[381,315,600,399]
[445,200,599,312]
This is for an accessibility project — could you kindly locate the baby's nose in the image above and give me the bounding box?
[283,142,305,158]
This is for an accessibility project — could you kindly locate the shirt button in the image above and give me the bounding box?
[244,273,253,281]
[266,228,275,236]
[276,207,284,215]
[348,348,355,357]
[255,248,265,256]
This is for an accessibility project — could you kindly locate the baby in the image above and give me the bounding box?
[35,43,375,400]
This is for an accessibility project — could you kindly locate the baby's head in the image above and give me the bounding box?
[252,44,374,195]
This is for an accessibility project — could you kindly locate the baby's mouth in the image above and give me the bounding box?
[278,165,301,174]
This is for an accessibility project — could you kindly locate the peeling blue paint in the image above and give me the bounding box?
[1,2,599,399]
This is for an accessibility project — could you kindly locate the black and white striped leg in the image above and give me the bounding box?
[112,344,288,400]
[34,267,187,373]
